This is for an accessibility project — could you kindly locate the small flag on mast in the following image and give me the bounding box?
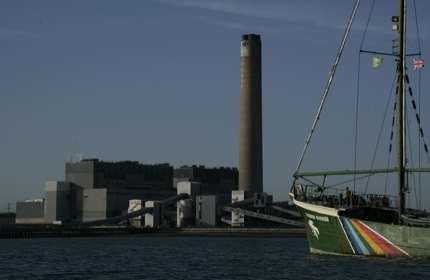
[372,57,383,68]
[413,59,424,70]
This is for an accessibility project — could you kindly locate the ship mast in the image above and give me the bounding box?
[397,0,406,223]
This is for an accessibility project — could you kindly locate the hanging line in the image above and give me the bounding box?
[294,0,361,175]
[354,0,376,194]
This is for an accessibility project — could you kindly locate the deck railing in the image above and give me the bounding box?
[292,184,397,209]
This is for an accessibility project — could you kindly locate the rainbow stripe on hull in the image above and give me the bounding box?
[341,218,409,257]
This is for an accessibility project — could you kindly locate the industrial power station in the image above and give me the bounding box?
[12,34,302,230]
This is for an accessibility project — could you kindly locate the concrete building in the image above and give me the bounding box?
[15,199,45,224]
[196,195,218,227]
[44,181,71,223]
[16,160,239,226]
[16,159,176,224]
[239,34,263,193]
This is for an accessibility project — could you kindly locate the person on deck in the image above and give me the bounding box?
[344,187,351,207]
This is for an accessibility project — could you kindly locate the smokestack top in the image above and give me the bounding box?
[241,34,260,41]
[240,34,261,57]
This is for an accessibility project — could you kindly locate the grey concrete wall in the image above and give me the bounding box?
[16,201,45,224]
[196,195,218,227]
[66,161,95,189]
[44,181,71,223]
[82,189,107,222]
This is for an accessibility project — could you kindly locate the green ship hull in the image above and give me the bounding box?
[290,194,430,258]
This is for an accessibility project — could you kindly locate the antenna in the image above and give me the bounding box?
[75,153,85,162]
[5,203,14,213]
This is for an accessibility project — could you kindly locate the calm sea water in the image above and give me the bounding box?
[1,236,429,279]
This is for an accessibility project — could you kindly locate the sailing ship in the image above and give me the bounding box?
[290,0,430,257]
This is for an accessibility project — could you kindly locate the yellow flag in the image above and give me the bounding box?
[373,57,383,68]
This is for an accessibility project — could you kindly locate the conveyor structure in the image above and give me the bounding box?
[70,193,189,228]
[222,199,303,227]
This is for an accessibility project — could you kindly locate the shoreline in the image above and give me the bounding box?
[171,227,306,237]
[0,226,305,239]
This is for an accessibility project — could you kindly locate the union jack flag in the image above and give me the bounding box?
[413,59,424,70]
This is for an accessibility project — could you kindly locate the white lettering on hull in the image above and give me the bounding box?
[305,212,329,222]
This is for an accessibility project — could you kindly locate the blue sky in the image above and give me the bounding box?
[1,0,430,212]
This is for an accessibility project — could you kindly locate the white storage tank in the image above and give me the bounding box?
[177,199,193,227]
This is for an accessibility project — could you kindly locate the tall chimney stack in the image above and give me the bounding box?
[239,34,263,193]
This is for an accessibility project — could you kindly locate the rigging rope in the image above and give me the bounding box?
[413,0,423,210]
[356,0,376,195]
[405,73,430,162]
[294,0,361,175]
